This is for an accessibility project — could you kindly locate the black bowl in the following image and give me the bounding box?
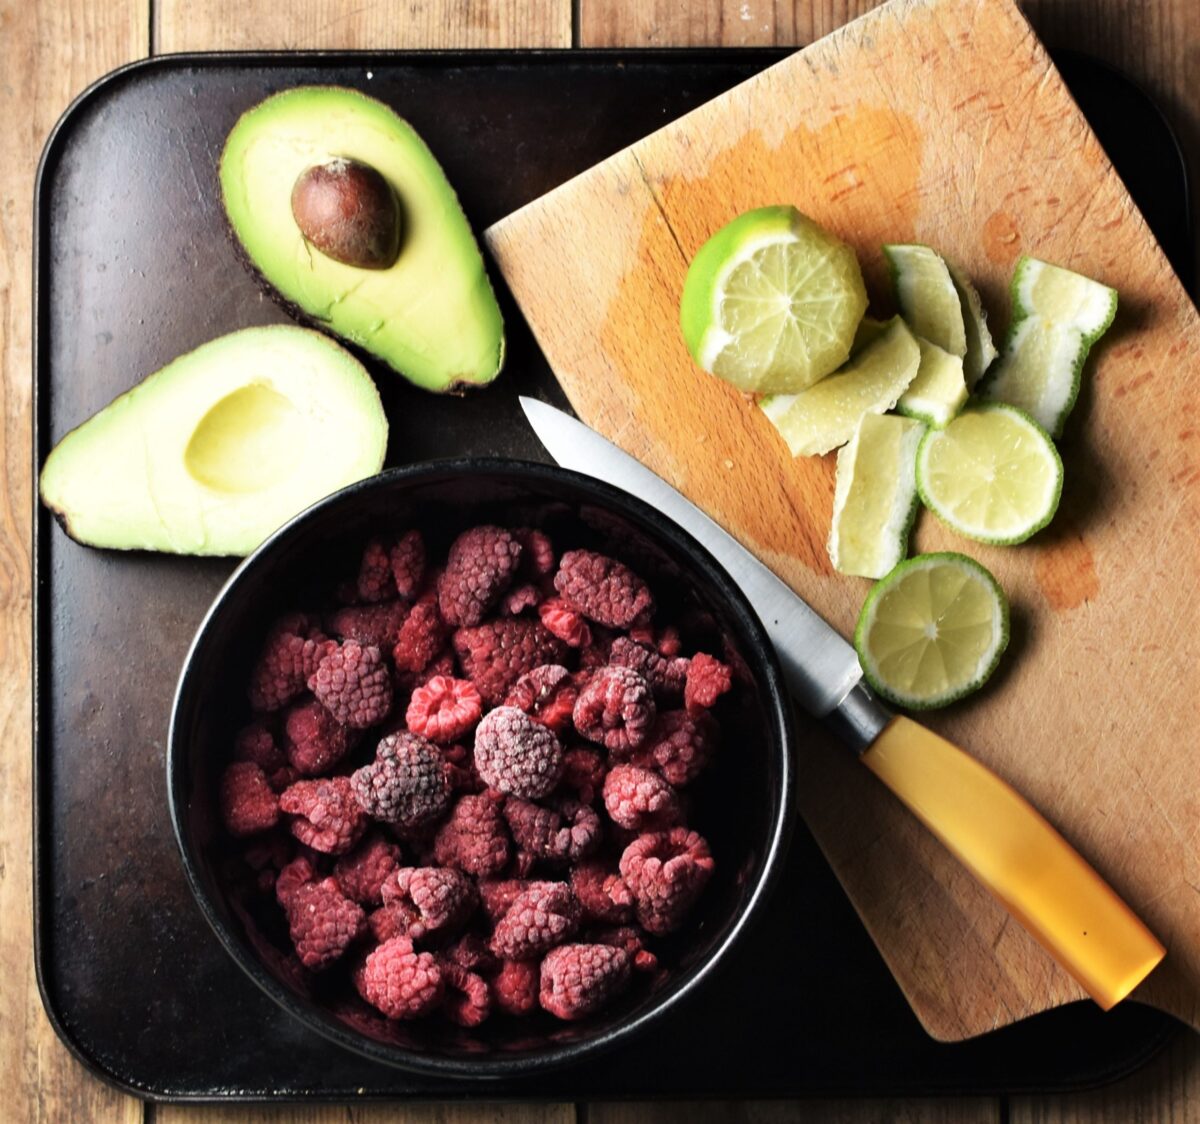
[168,459,794,1078]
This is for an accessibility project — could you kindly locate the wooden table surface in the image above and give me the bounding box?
[2,1,1196,1120]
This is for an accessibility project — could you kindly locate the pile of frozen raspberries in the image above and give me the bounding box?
[219,523,737,1025]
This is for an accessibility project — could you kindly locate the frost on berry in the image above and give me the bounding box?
[619,828,714,935]
[283,876,366,970]
[282,698,351,776]
[350,732,450,829]
[279,776,367,855]
[609,637,689,699]
[585,924,659,972]
[504,664,577,736]
[390,529,426,598]
[684,652,733,713]
[432,793,511,878]
[503,797,602,867]
[539,943,632,1020]
[478,878,558,924]
[406,676,482,744]
[220,762,280,837]
[489,882,582,960]
[554,549,653,629]
[326,601,408,650]
[570,859,634,925]
[438,525,523,628]
[248,615,335,712]
[629,709,718,786]
[501,583,541,616]
[537,597,592,648]
[333,832,403,906]
[308,641,393,729]
[602,764,681,832]
[473,706,563,799]
[354,936,444,1020]
[453,618,568,706]
[380,866,476,943]
[572,665,656,754]
[492,958,539,1016]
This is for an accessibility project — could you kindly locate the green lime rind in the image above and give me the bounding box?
[915,401,1064,545]
[854,551,1010,710]
[883,244,968,358]
[895,336,968,428]
[946,261,998,388]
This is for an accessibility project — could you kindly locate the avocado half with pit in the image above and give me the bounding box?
[39,326,387,556]
[220,86,505,393]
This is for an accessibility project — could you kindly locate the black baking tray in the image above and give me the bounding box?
[34,48,1192,1102]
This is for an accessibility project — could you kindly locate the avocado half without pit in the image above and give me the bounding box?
[221,86,505,393]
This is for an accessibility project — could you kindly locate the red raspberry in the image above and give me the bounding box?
[602,764,681,832]
[554,550,653,629]
[381,866,476,942]
[308,641,392,729]
[492,959,538,1016]
[367,902,413,943]
[279,776,368,855]
[333,833,403,906]
[283,876,367,970]
[234,722,293,790]
[504,665,578,736]
[578,626,617,672]
[560,746,607,804]
[392,588,449,674]
[453,618,568,706]
[474,706,564,799]
[630,623,682,657]
[609,637,689,699]
[389,529,426,598]
[501,583,542,616]
[248,615,336,712]
[394,648,457,705]
[444,933,498,976]
[585,925,659,972]
[275,855,316,908]
[432,793,511,877]
[478,878,559,924]
[326,601,408,650]
[406,676,482,744]
[573,666,656,754]
[514,527,555,578]
[350,732,450,829]
[629,709,718,786]
[441,742,485,795]
[354,936,444,1020]
[570,860,634,924]
[685,652,733,713]
[539,944,632,1020]
[282,698,351,776]
[619,828,715,935]
[438,525,522,628]
[220,762,280,837]
[356,538,397,602]
[441,961,491,1027]
[489,882,581,960]
[537,597,592,649]
[503,797,602,866]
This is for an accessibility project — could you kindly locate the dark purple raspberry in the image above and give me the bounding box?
[381,866,476,942]
[392,587,449,674]
[389,529,426,598]
[503,797,602,866]
[354,936,444,1020]
[326,601,408,650]
[602,764,681,831]
[474,706,564,799]
[432,793,511,878]
[356,538,397,602]
[554,550,653,629]
[438,525,522,628]
[453,618,568,706]
[279,776,368,855]
[350,732,450,829]
[282,698,351,776]
[573,665,656,754]
[283,876,366,970]
[333,832,403,906]
[489,882,582,960]
[308,641,393,729]
[619,828,714,935]
[248,614,336,712]
[539,944,632,1020]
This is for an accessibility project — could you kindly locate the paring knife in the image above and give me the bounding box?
[520,396,1165,1010]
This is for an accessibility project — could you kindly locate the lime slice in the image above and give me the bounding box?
[680,205,868,394]
[896,337,968,428]
[947,261,998,388]
[980,256,1117,437]
[760,317,920,456]
[916,402,1062,544]
[884,244,967,358]
[851,315,889,356]
[828,413,924,578]
[855,552,1010,709]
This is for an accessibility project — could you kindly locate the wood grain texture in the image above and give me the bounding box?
[154,0,572,52]
[487,0,1200,1041]
[157,1106,576,1123]
[589,1099,999,1122]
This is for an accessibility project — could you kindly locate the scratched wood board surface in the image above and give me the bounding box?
[485,0,1200,1041]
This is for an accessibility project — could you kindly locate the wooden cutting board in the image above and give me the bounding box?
[485,0,1200,1041]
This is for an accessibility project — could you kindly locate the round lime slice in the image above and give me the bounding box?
[855,551,1009,710]
[680,205,868,394]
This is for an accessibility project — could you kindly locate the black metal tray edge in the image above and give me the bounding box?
[30,46,1189,1103]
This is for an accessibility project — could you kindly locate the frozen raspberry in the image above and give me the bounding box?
[602,764,681,831]
[438,525,522,628]
[220,762,279,837]
[234,722,293,790]
[406,676,482,744]
[619,828,714,935]
[492,958,539,1016]
[570,860,634,924]
[350,732,450,829]
[441,961,491,1027]
[514,527,555,578]
[630,709,718,786]
[560,746,607,804]
[392,588,449,674]
[282,698,351,776]
[395,648,458,705]
[368,902,413,943]
[308,642,392,730]
[453,618,568,706]
[489,882,582,960]
[381,866,476,942]
[355,937,444,1020]
[504,797,602,866]
[389,529,426,598]
[478,878,558,924]
[578,626,617,672]
[248,615,336,712]
[585,925,658,972]
[540,944,631,1020]
[685,652,733,713]
[501,583,541,616]
[504,665,578,736]
[432,793,511,878]
[573,665,656,754]
[326,601,408,650]
[441,742,485,795]
[283,876,366,970]
[356,538,397,603]
[280,776,368,855]
[275,855,316,908]
[474,706,564,799]
[554,550,653,629]
[537,597,592,648]
[333,833,403,906]
[609,637,689,699]
[444,933,498,976]
[630,623,682,657]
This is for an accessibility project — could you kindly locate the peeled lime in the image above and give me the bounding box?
[884,244,967,358]
[897,337,968,428]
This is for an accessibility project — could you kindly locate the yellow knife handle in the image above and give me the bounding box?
[862,715,1165,1009]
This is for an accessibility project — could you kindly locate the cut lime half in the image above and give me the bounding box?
[855,552,1009,710]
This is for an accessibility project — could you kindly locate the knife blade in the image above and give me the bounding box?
[520,395,1165,1010]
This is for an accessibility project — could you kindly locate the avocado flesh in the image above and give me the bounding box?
[220,86,504,392]
[39,326,387,556]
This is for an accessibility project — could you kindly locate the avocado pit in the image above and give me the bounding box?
[291,158,401,270]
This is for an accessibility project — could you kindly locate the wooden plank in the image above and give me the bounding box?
[590,1100,999,1122]
[2,0,149,1116]
[158,1106,576,1124]
[154,0,572,52]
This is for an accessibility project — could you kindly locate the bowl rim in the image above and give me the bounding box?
[167,457,796,1080]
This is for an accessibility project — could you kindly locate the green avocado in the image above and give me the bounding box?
[39,327,387,556]
[220,86,505,393]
